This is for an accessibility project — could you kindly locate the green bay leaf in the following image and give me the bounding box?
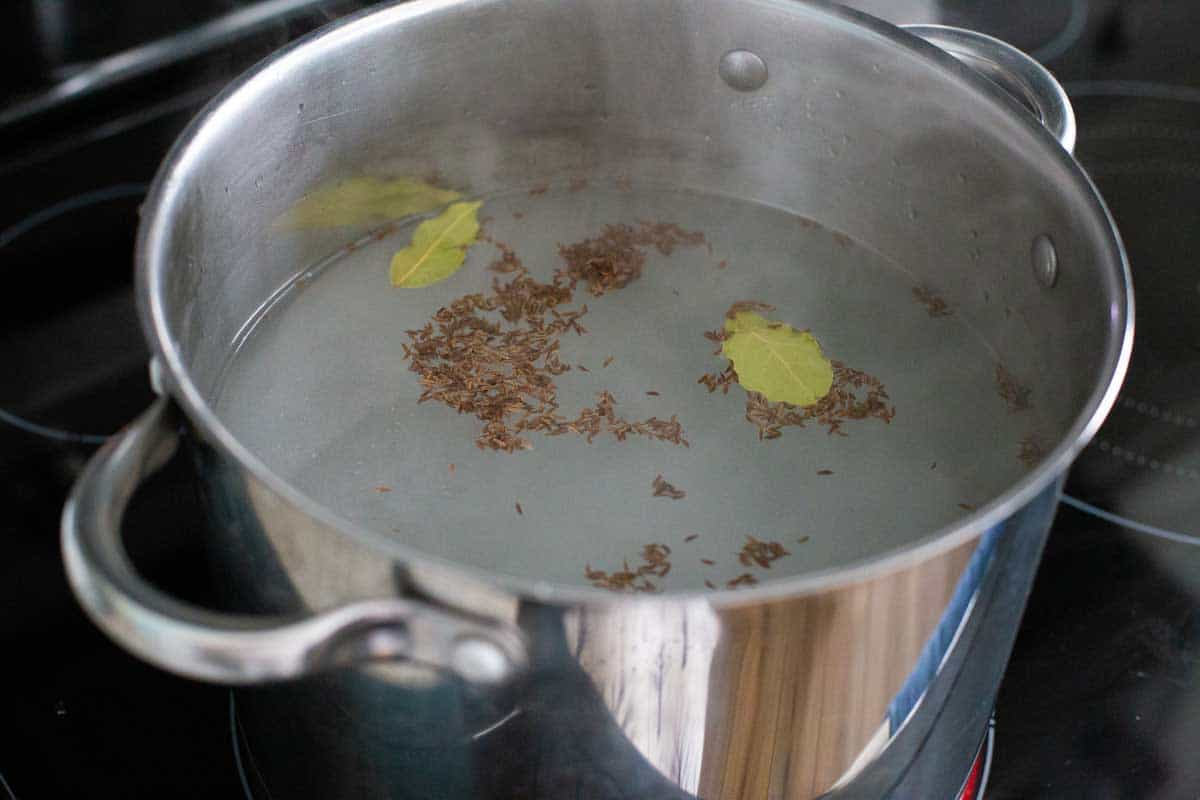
[389,200,483,288]
[279,176,460,229]
[721,311,833,406]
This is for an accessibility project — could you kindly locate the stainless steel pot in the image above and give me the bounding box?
[61,1,1131,797]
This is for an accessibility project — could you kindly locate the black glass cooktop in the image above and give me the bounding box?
[1,2,1198,798]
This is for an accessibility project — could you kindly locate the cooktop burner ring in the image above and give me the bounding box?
[1063,81,1200,542]
[0,766,15,800]
[0,182,148,445]
[1061,495,1200,547]
[230,692,262,800]
[1028,0,1089,63]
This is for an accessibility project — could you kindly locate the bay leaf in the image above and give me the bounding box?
[279,176,460,229]
[721,311,833,406]
[389,201,483,288]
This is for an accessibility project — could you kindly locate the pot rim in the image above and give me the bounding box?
[136,0,1134,608]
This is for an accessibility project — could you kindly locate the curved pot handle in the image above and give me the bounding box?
[61,396,528,686]
[902,24,1076,153]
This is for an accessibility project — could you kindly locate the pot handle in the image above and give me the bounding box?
[902,24,1076,153]
[61,395,528,686]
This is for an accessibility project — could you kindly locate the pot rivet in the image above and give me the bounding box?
[1031,234,1058,288]
[451,636,511,684]
[719,50,768,92]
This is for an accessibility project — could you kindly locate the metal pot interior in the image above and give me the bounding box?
[139,0,1128,593]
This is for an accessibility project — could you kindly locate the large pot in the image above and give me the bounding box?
[61,1,1131,798]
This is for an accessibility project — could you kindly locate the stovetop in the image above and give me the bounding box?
[2,2,1198,798]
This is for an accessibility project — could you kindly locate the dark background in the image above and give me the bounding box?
[1,1,1197,798]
